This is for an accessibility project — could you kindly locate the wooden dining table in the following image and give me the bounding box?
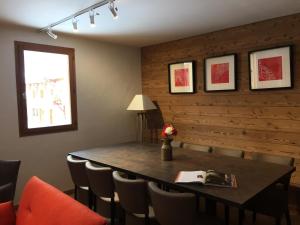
[69,142,295,211]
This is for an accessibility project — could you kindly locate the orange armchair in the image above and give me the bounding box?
[0,176,107,225]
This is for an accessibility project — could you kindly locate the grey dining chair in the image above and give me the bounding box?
[148,182,223,225]
[86,162,120,225]
[211,147,245,225]
[113,171,155,225]
[252,152,294,166]
[67,155,93,208]
[211,147,245,158]
[182,143,212,219]
[248,152,294,225]
[0,160,21,203]
[171,141,182,148]
[182,143,212,153]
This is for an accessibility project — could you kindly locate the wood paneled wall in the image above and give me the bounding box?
[141,13,300,186]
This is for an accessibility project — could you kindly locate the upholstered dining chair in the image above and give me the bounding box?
[0,160,21,203]
[211,147,245,158]
[252,152,294,167]
[67,155,93,208]
[182,143,212,153]
[248,152,294,225]
[86,162,120,225]
[171,141,182,148]
[113,171,155,225]
[148,182,223,225]
[211,147,245,225]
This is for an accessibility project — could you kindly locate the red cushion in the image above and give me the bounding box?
[16,176,107,225]
[0,201,16,225]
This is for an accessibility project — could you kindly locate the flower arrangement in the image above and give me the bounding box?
[161,124,177,139]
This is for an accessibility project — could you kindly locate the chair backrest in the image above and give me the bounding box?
[0,160,21,202]
[85,162,114,198]
[252,152,294,188]
[182,143,211,153]
[17,176,107,225]
[148,182,197,225]
[212,147,245,158]
[171,141,182,148]
[67,155,89,187]
[113,171,148,214]
[252,152,294,166]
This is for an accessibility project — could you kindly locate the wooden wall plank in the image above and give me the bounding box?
[164,106,300,121]
[174,123,300,144]
[142,13,300,186]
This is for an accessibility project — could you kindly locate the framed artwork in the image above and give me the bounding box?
[204,54,237,92]
[168,61,195,94]
[249,45,293,90]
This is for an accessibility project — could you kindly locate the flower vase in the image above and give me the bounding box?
[161,138,173,161]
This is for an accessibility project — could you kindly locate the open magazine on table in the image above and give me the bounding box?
[175,170,238,188]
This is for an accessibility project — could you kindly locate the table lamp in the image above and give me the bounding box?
[127,94,157,143]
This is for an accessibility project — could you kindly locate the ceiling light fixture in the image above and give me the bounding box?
[72,17,78,32]
[40,0,118,38]
[46,27,58,39]
[108,0,118,19]
[89,9,96,27]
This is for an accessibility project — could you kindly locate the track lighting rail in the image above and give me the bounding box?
[39,0,114,32]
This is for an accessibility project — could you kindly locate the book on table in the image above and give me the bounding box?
[175,170,238,188]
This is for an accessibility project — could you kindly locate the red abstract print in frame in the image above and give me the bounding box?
[258,56,283,81]
[174,68,190,87]
[211,63,229,84]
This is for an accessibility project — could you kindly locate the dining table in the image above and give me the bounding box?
[69,142,295,222]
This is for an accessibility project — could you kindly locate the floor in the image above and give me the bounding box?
[74,189,300,225]
[215,205,300,225]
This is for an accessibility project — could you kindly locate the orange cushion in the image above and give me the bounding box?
[0,201,16,225]
[17,176,106,225]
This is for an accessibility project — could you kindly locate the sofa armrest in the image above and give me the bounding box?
[0,201,16,225]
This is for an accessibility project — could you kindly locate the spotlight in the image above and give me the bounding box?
[46,27,58,39]
[89,9,96,27]
[108,0,118,19]
[72,17,78,32]
[40,0,121,36]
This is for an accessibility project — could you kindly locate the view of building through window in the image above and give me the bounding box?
[24,50,72,128]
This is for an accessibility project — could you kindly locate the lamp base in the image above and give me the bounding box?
[137,112,146,143]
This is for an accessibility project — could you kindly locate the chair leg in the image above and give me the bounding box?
[196,195,200,212]
[285,210,291,225]
[206,199,217,216]
[74,185,78,200]
[93,195,97,212]
[275,217,281,225]
[111,198,115,225]
[238,209,245,225]
[224,205,229,225]
[145,214,150,225]
[88,189,94,209]
[252,211,257,223]
[120,208,126,225]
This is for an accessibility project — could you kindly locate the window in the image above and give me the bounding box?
[15,41,78,136]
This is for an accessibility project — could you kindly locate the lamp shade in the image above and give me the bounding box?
[127,95,157,111]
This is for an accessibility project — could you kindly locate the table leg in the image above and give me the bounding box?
[225,205,230,225]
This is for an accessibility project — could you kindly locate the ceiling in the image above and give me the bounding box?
[1,0,300,47]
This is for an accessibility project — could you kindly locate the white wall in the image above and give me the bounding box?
[0,23,141,201]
